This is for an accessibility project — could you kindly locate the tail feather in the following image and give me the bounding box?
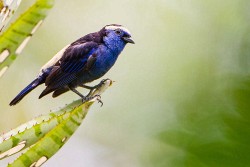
[39,87,54,99]
[52,87,69,98]
[9,78,43,106]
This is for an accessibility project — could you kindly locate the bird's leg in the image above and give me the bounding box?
[80,79,110,97]
[79,79,109,106]
[69,86,103,106]
[68,87,87,100]
[81,79,110,90]
[80,85,96,97]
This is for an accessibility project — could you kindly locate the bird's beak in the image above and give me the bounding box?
[123,37,135,44]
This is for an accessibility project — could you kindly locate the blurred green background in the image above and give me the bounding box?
[1,0,250,166]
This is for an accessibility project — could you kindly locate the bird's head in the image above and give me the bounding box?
[101,24,134,53]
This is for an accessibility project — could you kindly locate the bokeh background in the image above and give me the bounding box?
[1,0,250,166]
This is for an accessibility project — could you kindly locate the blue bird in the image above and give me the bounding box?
[9,24,134,106]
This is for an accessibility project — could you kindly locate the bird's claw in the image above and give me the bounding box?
[101,78,110,83]
[82,95,103,107]
[94,95,103,107]
[81,79,109,106]
[98,78,110,88]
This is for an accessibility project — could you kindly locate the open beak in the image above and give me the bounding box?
[123,37,135,44]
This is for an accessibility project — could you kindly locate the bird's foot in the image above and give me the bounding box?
[80,79,110,106]
[92,78,110,90]
[82,79,110,97]
[81,78,110,90]
[82,95,103,107]
[95,95,103,107]
[99,78,110,86]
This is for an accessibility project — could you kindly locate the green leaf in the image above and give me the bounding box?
[0,79,113,166]
[0,0,54,78]
[0,100,82,160]
[0,0,23,32]
[8,101,93,167]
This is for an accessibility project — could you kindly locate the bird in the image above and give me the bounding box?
[9,24,134,106]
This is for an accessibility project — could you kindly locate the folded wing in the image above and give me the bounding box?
[39,41,99,98]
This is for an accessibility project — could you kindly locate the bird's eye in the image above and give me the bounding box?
[115,29,122,35]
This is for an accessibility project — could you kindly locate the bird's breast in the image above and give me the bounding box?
[88,46,120,78]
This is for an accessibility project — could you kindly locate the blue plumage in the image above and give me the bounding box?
[9,24,134,106]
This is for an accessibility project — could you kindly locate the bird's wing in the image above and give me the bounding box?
[39,45,70,73]
[44,41,99,89]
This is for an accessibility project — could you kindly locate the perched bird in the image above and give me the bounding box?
[9,24,134,106]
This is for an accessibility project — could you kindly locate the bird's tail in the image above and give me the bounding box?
[9,78,43,106]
